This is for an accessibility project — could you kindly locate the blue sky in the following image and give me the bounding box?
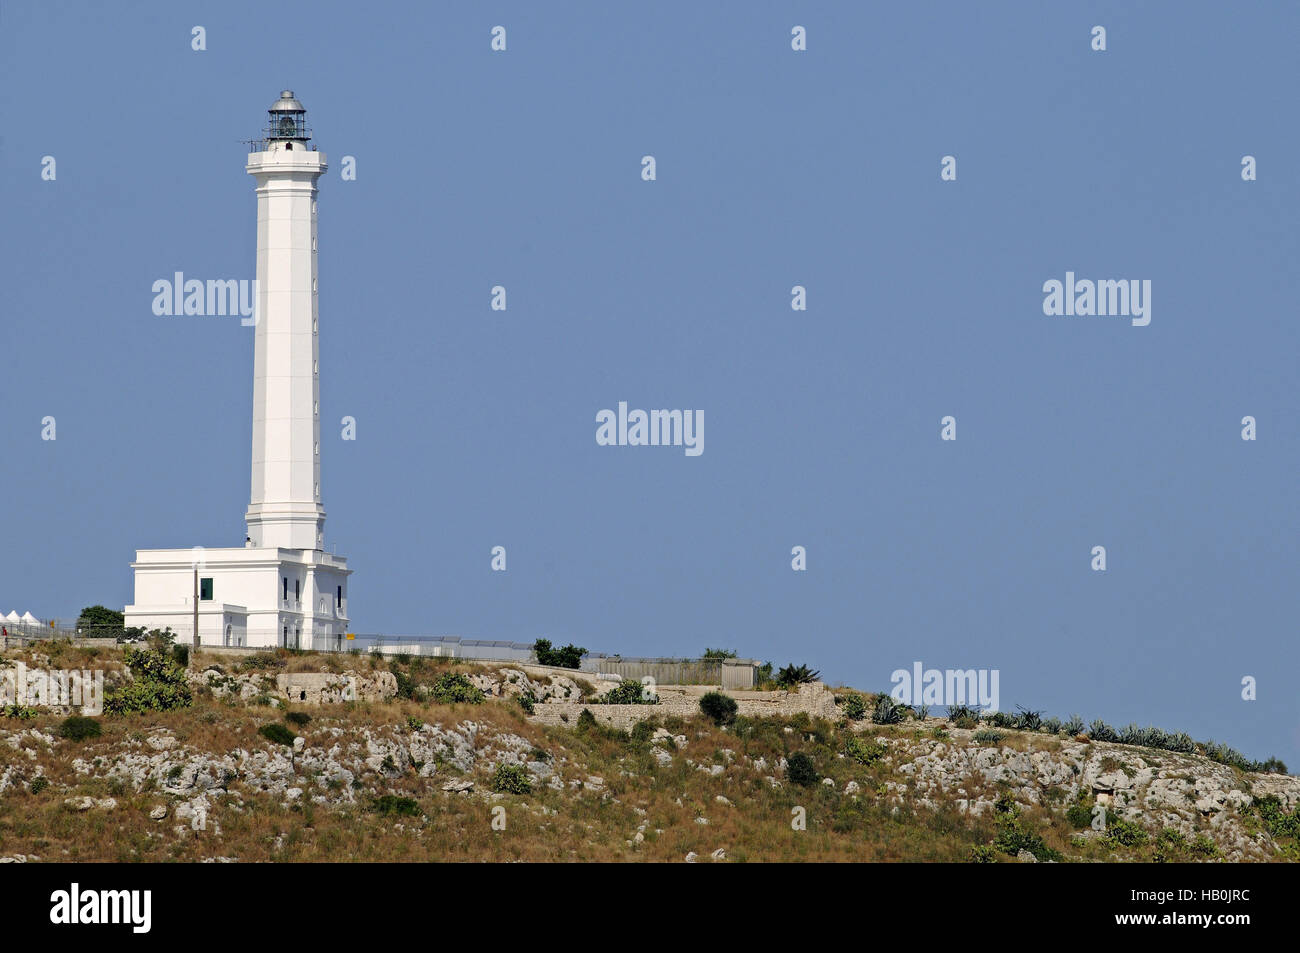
[2,2,1297,767]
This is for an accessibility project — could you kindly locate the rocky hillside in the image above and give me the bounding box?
[0,643,1296,863]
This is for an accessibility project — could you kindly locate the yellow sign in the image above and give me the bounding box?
[345,633,355,640]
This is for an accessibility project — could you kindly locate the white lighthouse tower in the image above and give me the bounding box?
[125,91,352,649]
[246,91,327,552]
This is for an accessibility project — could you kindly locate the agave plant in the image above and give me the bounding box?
[1165,731,1195,754]
[988,710,1016,730]
[1089,719,1117,743]
[1015,707,1043,732]
[913,704,930,720]
[1063,714,1085,736]
[1145,727,1170,750]
[1119,723,1144,746]
[1042,716,1062,735]
[872,694,907,725]
[1203,741,1253,771]
[946,704,980,728]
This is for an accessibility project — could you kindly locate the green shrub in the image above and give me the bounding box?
[575,708,598,732]
[2,705,38,719]
[532,639,587,669]
[391,669,416,700]
[285,711,312,727]
[844,736,885,766]
[596,679,656,705]
[104,648,193,714]
[872,694,907,725]
[238,652,285,671]
[994,820,1061,862]
[491,763,532,795]
[1066,798,1094,829]
[994,791,1020,816]
[257,723,296,746]
[429,672,485,705]
[993,798,1060,861]
[517,693,535,715]
[142,628,176,652]
[30,777,49,795]
[786,752,819,787]
[702,648,738,659]
[370,794,420,817]
[699,691,738,726]
[973,728,1004,745]
[58,716,102,741]
[1249,795,1300,843]
[170,644,189,668]
[75,605,125,639]
[1105,816,1149,848]
[839,693,867,721]
[969,844,998,863]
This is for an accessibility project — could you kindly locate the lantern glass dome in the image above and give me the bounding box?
[267,90,309,141]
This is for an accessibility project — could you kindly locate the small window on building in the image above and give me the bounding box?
[337,585,342,605]
[199,577,213,601]
[283,577,288,601]
[295,579,301,602]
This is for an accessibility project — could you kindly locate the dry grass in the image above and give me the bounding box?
[0,649,1281,863]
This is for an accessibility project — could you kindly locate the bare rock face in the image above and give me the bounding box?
[276,671,397,705]
[191,668,276,702]
[468,668,586,704]
[863,730,1300,861]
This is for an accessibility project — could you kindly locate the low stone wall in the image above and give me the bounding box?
[529,681,840,728]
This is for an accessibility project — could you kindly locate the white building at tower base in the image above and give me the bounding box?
[125,547,349,649]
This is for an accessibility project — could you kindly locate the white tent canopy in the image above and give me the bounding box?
[4,611,19,623]
[19,611,40,625]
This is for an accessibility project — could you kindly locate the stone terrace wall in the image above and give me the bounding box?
[529,681,840,729]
